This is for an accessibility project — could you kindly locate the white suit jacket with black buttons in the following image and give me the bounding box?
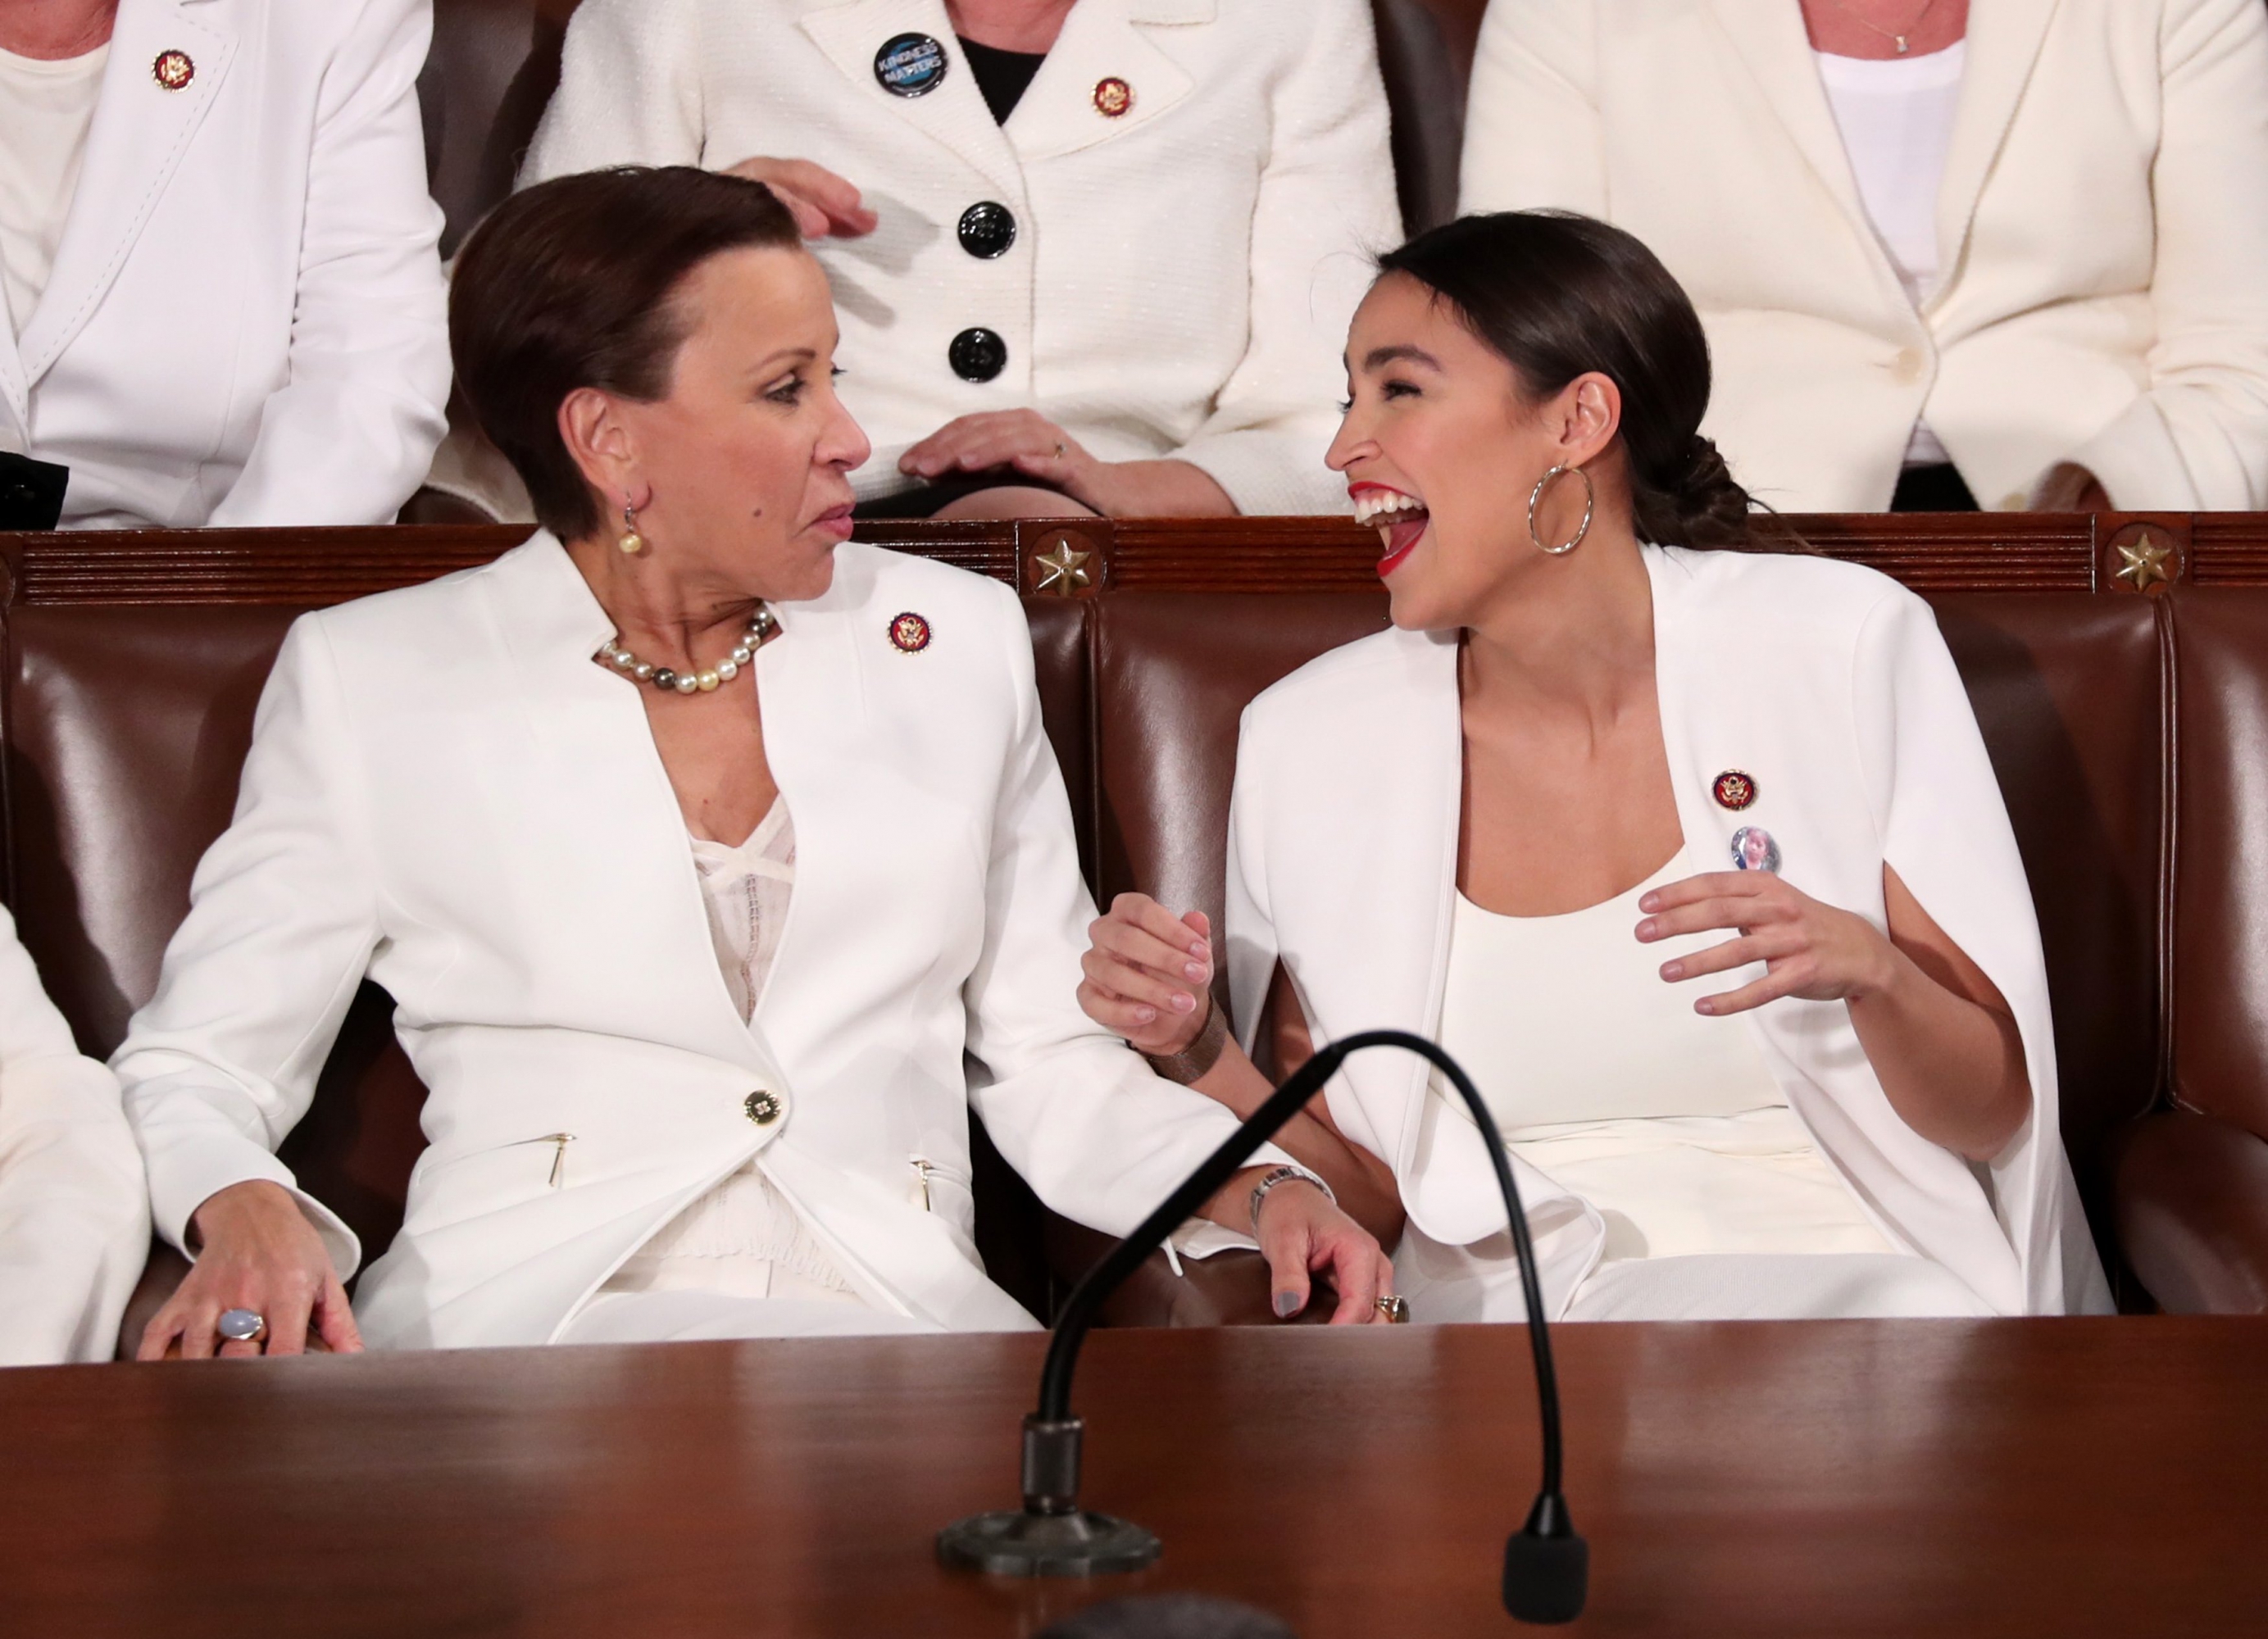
[1461,0,2268,513]
[2,0,450,529]
[115,538,1279,1350]
[1225,545,2113,1319]
[520,0,1402,515]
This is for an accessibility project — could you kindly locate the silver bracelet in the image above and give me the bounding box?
[1248,1162,1335,1237]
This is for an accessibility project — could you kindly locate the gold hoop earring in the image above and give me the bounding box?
[1527,464,1595,556]
[617,501,645,556]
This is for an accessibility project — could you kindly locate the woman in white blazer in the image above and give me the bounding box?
[509,0,1401,520]
[0,0,449,529]
[0,906,146,1365]
[1458,0,2268,515]
[1079,212,2113,1323]
[118,167,1392,1358]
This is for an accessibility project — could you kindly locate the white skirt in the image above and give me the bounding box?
[561,1282,943,1344]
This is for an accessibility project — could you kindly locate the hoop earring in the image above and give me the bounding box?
[1527,464,1595,556]
[616,501,645,556]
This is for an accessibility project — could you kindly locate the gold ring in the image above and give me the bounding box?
[1375,1294,1410,1324]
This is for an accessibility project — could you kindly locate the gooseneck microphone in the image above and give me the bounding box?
[937,1028,1588,1624]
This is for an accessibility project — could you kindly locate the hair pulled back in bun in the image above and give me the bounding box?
[1375,211,1765,552]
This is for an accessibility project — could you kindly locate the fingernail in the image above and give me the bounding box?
[1695,998,1716,1015]
[1169,992,1196,1014]
[1190,938,1211,956]
[1184,961,1207,980]
[1661,960,1683,980]
[1274,1291,1302,1318]
[1639,893,1660,912]
[1635,919,1657,941]
[1136,1006,1157,1023]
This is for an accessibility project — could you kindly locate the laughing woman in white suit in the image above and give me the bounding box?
[1459,0,2268,515]
[118,167,1391,1359]
[511,0,1400,521]
[1079,213,2114,1323]
[0,0,449,528]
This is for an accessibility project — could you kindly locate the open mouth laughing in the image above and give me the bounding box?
[1349,482,1429,578]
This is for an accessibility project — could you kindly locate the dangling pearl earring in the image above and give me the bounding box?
[617,501,645,556]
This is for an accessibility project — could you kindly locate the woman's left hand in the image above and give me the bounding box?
[1239,1175,1399,1324]
[1635,870,1895,1015]
[899,411,1110,506]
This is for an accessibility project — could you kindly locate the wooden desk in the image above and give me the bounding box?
[2,1318,2261,1636]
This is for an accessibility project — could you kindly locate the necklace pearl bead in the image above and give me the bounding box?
[598,607,774,697]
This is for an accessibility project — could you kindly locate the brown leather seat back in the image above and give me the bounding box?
[1371,0,1488,233]
[419,0,579,256]
[1928,594,2166,1192]
[1091,592,1390,959]
[2164,589,2268,1144]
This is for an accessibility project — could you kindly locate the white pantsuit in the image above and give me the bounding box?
[114,538,1279,1350]
[2,0,451,528]
[520,0,1401,515]
[0,907,147,1366]
[1460,0,2268,513]
[1223,546,2114,1321]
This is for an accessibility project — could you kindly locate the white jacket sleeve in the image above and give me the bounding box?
[207,0,449,527]
[0,907,147,1366]
[961,582,1284,1234]
[519,0,707,184]
[111,617,380,1279]
[1457,0,1606,216]
[2064,0,2268,511]
[1171,0,1402,516]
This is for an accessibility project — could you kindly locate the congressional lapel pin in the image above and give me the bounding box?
[1092,77,1133,117]
[152,49,194,91]
[1711,770,1757,811]
[1730,826,1781,875]
[874,33,948,97]
[889,611,933,654]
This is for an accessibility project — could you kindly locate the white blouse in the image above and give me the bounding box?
[602,799,867,1305]
[1434,847,1900,1264]
[1815,42,1968,467]
[0,43,106,338]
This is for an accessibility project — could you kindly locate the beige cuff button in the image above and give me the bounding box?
[744,1090,783,1125]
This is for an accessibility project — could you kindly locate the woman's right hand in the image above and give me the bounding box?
[720,157,879,238]
[139,1180,363,1360]
[1079,892,1216,1057]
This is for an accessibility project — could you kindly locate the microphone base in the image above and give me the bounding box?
[936,1508,1162,1578]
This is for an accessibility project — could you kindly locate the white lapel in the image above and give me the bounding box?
[1701,0,1871,230]
[1007,0,1205,165]
[799,0,1026,201]
[16,0,237,387]
[1933,0,2060,293]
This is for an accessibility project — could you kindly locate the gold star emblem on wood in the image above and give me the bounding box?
[1032,540,1093,597]
[2114,534,2174,593]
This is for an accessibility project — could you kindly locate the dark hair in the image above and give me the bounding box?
[1375,211,1760,551]
[450,166,804,541]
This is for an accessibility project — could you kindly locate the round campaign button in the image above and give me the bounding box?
[874,33,948,97]
[1730,826,1781,875]
[1712,770,1757,811]
[949,327,1008,383]
[957,201,1017,259]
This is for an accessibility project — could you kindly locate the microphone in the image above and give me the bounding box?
[937,1028,1588,1624]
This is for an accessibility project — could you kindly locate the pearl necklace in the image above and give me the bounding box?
[598,605,778,696]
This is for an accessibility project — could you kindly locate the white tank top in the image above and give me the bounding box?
[1434,848,1900,1262]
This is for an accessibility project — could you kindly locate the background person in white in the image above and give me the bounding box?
[0,906,145,1365]
[1079,214,2111,1323]
[120,169,1392,1358]
[1459,0,2268,514]
[511,0,1400,520]
[0,0,450,528]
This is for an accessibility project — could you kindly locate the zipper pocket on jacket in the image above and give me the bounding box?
[503,1132,576,1188]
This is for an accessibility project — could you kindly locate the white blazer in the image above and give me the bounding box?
[1460,0,2268,514]
[115,538,1279,1349]
[2,0,451,529]
[1224,545,2114,1319]
[520,0,1401,515]
[0,906,147,1366]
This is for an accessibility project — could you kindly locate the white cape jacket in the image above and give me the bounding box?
[1225,545,2113,1318]
[117,538,1277,1348]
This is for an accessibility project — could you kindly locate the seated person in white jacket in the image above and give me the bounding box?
[120,166,1394,1360]
[0,906,146,1365]
[489,0,1402,523]
[0,0,448,528]
[1079,211,2113,1323]
[1458,0,2268,514]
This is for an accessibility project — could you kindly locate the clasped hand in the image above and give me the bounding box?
[139,1180,362,1360]
[1636,869,1895,1014]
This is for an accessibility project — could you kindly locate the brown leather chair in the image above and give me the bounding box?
[418,0,578,257]
[1371,0,1489,233]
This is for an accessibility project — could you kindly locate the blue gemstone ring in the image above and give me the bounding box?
[216,1308,267,1346]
